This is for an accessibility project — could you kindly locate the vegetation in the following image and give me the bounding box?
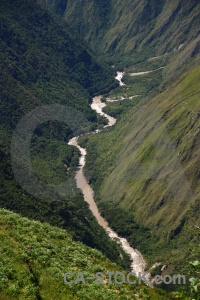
[79,65,200,290]
[0,0,128,270]
[0,209,172,300]
[46,0,200,83]
[45,0,200,54]
[172,228,200,299]
[1,0,200,298]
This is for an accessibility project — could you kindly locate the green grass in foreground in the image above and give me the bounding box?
[0,209,171,300]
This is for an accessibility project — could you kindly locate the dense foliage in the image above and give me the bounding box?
[1,0,200,298]
[79,65,200,293]
[45,0,200,84]
[0,209,171,300]
[0,0,127,269]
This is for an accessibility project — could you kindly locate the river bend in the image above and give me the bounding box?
[68,72,147,278]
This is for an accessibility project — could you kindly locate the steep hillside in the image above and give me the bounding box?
[43,0,112,49]
[0,209,171,300]
[52,0,199,52]
[45,1,199,57]
[0,0,116,123]
[0,0,127,268]
[45,0,200,84]
[1,0,199,297]
[80,65,200,273]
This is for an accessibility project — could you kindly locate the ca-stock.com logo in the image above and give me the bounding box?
[63,271,187,286]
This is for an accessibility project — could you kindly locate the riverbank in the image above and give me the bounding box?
[68,72,148,281]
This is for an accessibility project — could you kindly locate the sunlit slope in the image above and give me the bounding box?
[0,209,169,300]
[83,66,200,240]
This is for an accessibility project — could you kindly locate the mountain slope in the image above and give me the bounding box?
[1,0,199,295]
[0,0,116,125]
[45,0,200,56]
[81,65,200,272]
[0,0,127,268]
[24,0,200,291]
[0,209,170,300]
[44,0,200,90]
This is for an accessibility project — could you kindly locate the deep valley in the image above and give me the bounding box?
[0,0,199,299]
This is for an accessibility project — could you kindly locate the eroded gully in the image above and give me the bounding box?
[68,71,148,280]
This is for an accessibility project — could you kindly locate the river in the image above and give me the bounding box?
[68,71,148,280]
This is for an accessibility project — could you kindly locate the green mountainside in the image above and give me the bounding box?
[0,209,170,300]
[1,0,200,298]
[45,0,199,52]
[44,0,200,281]
[45,0,200,84]
[0,0,127,269]
[80,64,200,277]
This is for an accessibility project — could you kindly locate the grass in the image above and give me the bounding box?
[79,65,200,282]
[0,0,130,270]
[0,209,171,300]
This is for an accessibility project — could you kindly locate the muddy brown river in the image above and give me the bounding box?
[68,72,149,279]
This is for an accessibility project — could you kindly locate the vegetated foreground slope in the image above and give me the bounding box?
[0,0,128,268]
[0,209,170,300]
[81,65,200,271]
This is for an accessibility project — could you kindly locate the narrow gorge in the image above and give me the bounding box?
[68,72,148,280]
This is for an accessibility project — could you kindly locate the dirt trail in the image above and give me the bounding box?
[129,67,164,76]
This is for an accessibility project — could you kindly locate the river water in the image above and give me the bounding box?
[68,71,147,278]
